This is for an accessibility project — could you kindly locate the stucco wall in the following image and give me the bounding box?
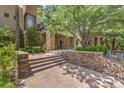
[25,5,41,25]
[0,5,40,31]
[25,5,37,16]
[0,5,16,31]
[55,35,73,49]
[19,7,24,30]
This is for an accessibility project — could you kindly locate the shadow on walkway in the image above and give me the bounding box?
[59,63,124,88]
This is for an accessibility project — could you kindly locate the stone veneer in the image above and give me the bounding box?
[60,50,124,80]
[17,51,30,79]
[46,31,55,51]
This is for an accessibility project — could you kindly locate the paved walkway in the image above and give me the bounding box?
[21,62,124,88]
[29,51,60,59]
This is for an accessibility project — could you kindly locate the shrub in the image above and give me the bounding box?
[26,26,41,47]
[0,26,16,88]
[75,45,109,54]
[19,48,25,51]
[33,47,42,53]
[19,46,45,53]
[0,72,15,88]
[26,48,33,53]
[0,43,16,88]
[0,26,14,47]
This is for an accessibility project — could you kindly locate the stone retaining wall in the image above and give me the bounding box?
[60,50,124,80]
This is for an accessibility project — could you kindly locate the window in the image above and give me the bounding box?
[25,14,36,29]
[14,16,16,20]
[4,13,9,18]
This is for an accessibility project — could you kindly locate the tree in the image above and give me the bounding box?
[102,6,124,50]
[26,26,41,47]
[103,29,124,50]
[41,5,124,48]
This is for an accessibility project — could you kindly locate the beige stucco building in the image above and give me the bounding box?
[0,5,41,49]
[0,5,40,31]
[0,5,17,31]
[0,5,73,50]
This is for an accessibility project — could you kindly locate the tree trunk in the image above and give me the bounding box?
[112,38,116,50]
[80,35,90,48]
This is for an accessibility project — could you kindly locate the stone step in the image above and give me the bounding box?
[31,60,66,73]
[29,56,64,65]
[30,59,65,69]
[18,72,32,79]
[28,55,61,62]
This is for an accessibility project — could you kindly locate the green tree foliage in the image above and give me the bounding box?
[103,30,124,50]
[0,26,16,87]
[26,26,41,47]
[0,26,14,47]
[41,5,124,48]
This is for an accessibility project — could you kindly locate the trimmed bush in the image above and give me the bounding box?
[33,47,44,53]
[75,45,109,54]
[19,46,45,53]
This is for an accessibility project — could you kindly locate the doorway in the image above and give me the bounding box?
[59,40,63,49]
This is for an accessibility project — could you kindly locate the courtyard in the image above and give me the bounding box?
[22,60,124,88]
[1,5,124,88]
[19,53,124,88]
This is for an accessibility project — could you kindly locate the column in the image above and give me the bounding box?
[46,31,55,51]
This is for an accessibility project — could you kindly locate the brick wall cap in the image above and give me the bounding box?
[60,50,103,55]
[15,51,29,55]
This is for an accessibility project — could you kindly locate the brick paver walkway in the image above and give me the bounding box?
[21,62,124,88]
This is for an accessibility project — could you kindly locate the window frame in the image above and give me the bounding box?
[24,13,36,29]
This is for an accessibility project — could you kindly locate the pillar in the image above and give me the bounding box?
[46,31,55,51]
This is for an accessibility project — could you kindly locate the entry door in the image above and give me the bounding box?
[59,40,63,49]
